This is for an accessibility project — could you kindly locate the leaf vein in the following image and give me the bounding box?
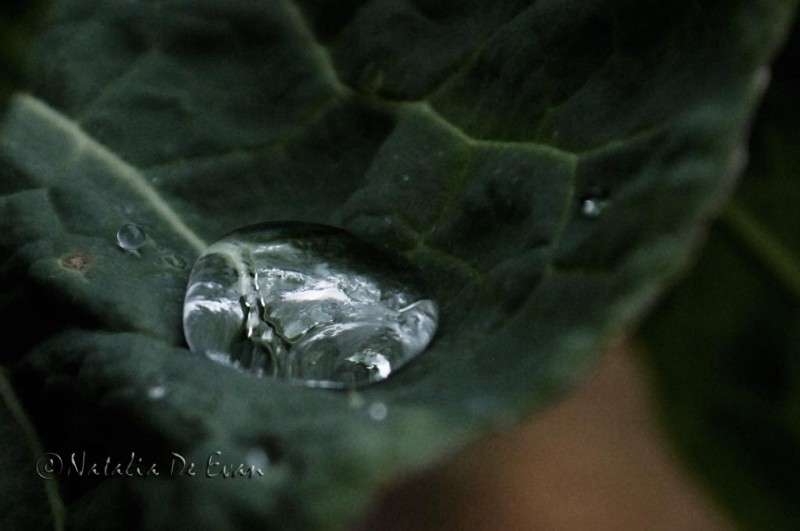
[399,101,578,160]
[14,94,208,253]
[0,368,66,531]
[279,0,352,97]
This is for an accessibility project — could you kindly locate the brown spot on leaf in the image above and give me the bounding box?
[59,251,92,273]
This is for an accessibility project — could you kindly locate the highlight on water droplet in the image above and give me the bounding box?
[116,223,148,253]
[182,222,439,389]
[579,186,610,218]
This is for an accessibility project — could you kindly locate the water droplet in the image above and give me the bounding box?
[146,384,166,400]
[368,401,388,421]
[182,222,439,388]
[579,187,609,218]
[116,223,148,252]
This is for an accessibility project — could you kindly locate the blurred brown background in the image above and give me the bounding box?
[356,340,733,531]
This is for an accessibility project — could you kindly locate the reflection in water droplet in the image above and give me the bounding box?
[182,222,439,388]
[116,223,148,252]
[368,401,388,421]
[160,248,187,270]
[579,187,609,218]
[245,448,269,470]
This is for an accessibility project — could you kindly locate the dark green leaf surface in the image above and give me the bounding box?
[0,3,50,104]
[0,370,61,531]
[641,20,800,530]
[0,1,795,529]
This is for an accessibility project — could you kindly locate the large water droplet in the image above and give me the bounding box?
[116,223,148,252]
[182,222,439,388]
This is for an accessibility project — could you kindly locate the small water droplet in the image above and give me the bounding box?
[146,384,166,400]
[182,222,439,388]
[579,187,609,218]
[401,174,410,182]
[116,223,148,252]
[368,401,388,421]
[245,447,270,470]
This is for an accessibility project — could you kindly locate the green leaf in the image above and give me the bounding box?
[0,369,64,531]
[0,1,795,529]
[640,17,800,530]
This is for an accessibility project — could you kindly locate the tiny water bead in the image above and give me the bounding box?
[116,223,148,252]
[146,384,167,400]
[182,222,439,388]
[579,186,610,218]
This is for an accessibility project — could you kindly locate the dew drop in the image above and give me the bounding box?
[368,401,388,421]
[116,223,148,252]
[579,187,609,218]
[146,384,167,400]
[182,222,439,388]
